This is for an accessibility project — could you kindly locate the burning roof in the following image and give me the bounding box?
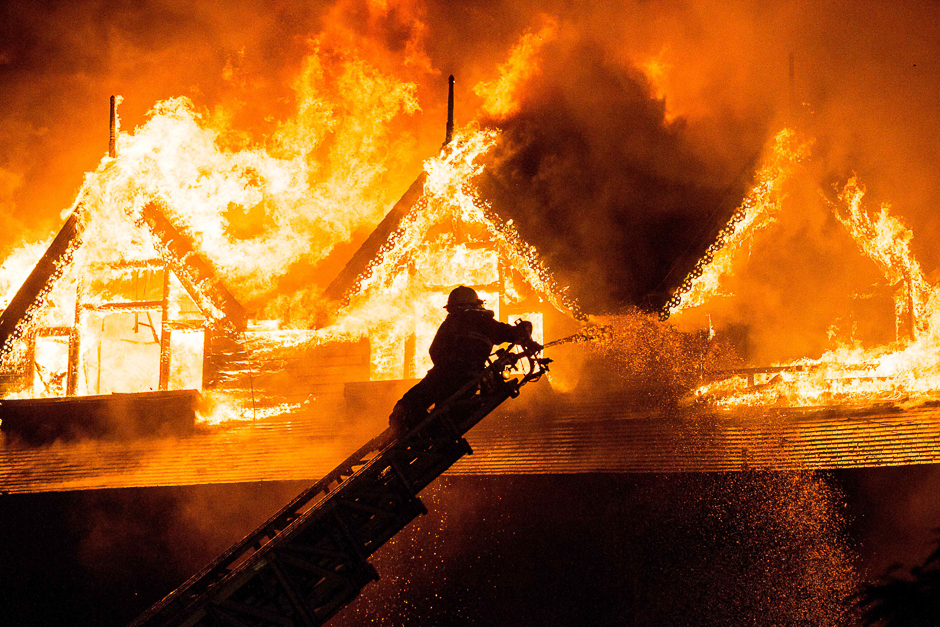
[0,178,246,398]
[325,129,584,320]
[659,128,940,409]
[309,126,587,382]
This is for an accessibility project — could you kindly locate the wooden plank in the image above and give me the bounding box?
[85,300,163,311]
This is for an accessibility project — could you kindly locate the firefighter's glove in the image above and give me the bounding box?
[514,320,541,351]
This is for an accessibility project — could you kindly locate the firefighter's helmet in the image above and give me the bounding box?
[445,286,484,310]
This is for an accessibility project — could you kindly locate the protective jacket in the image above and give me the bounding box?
[428,308,519,372]
[395,308,524,421]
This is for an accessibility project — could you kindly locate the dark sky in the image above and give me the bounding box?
[1,0,939,311]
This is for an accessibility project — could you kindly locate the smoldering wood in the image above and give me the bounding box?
[88,259,164,272]
[35,326,72,337]
[85,300,164,312]
[0,389,197,447]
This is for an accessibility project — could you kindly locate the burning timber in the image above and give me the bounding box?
[0,189,248,400]
[0,87,583,439]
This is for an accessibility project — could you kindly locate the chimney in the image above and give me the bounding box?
[444,75,455,146]
[109,95,117,158]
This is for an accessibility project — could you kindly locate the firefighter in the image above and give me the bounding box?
[389,285,535,435]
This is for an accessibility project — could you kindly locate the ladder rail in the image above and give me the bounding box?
[130,342,548,627]
[129,432,392,626]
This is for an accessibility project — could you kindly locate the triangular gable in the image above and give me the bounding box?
[662,129,930,344]
[0,211,83,362]
[0,195,246,362]
[325,137,585,321]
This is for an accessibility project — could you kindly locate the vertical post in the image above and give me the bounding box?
[497,261,506,322]
[24,330,36,395]
[906,273,916,342]
[158,267,171,390]
[66,282,82,396]
[109,96,117,158]
[444,75,455,146]
[201,327,213,390]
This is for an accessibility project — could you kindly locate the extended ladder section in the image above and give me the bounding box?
[130,342,549,627]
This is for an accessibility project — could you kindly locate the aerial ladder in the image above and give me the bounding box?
[129,334,551,627]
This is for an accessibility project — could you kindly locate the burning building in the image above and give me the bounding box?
[661,127,940,409]
[3,1,940,624]
[0,81,585,446]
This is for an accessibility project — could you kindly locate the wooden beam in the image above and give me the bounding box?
[139,201,247,333]
[85,300,163,312]
[321,173,427,303]
[66,282,82,396]
[0,209,85,360]
[159,268,170,391]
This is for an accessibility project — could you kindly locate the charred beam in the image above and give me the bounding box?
[321,173,427,303]
[138,200,246,333]
[0,208,85,361]
[444,75,455,146]
[88,259,164,272]
[85,300,163,312]
[109,96,117,159]
[34,326,72,337]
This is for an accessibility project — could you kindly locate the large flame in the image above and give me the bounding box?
[663,128,812,318]
[0,21,583,413]
[687,169,940,409]
[315,125,581,381]
[473,16,559,120]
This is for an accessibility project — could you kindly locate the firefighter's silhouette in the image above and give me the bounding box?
[389,286,535,435]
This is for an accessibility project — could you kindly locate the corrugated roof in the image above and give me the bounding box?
[2,394,939,494]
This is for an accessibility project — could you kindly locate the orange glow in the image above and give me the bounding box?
[686,171,940,409]
[473,17,558,120]
[639,53,679,123]
[316,125,581,381]
[664,128,812,317]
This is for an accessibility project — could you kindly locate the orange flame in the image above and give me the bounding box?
[695,175,940,409]
[473,16,558,120]
[665,128,812,317]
